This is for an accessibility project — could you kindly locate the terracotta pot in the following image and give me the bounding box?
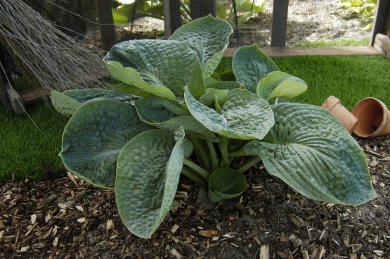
[351,97,390,138]
[322,96,358,133]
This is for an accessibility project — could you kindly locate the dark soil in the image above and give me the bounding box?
[1,137,389,258]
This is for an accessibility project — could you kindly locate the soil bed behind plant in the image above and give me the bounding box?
[0,137,389,258]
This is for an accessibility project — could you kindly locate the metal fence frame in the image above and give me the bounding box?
[93,0,389,50]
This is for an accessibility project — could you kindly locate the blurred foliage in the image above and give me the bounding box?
[113,0,163,24]
[216,0,265,23]
[112,0,266,25]
[340,0,378,31]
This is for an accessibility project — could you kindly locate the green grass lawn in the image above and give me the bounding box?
[274,55,390,108]
[1,54,389,182]
[0,103,67,183]
[219,55,390,109]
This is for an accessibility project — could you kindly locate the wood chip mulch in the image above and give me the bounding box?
[1,137,389,258]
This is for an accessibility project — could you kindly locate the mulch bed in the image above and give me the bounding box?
[1,137,389,258]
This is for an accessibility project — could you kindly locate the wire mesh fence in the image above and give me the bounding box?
[286,0,373,47]
[20,0,378,48]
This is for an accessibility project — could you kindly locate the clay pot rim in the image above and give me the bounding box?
[351,97,389,138]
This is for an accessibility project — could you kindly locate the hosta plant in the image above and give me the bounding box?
[51,15,377,239]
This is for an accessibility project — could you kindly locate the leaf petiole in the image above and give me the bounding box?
[189,135,212,172]
[183,158,210,182]
[238,156,262,174]
[219,136,230,167]
[181,167,207,186]
[206,141,219,170]
[228,150,251,157]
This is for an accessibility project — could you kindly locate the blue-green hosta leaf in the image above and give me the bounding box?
[206,81,242,90]
[185,87,274,140]
[104,39,205,98]
[135,98,218,141]
[244,103,377,205]
[199,88,229,107]
[51,88,135,116]
[135,98,189,123]
[204,77,219,87]
[108,82,153,98]
[106,61,177,101]
[115,128,186,238]
[257,71,307,100]
[63,88,134,103]
[169,15,233,78]
[200,81,243,106]
[61,98,152,188]
[233,45,279,93]
[208,168,247,202]
[51,90,81,116]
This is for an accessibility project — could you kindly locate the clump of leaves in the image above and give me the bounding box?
[339,0,378,31]
[113,0,163,24]
[112,0,266,25]
[216,0,266,23]
[51,15,377,239]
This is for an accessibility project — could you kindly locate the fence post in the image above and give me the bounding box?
[163,0,181,38]
[189,0,216,19]
[371,0,390,45]
[271,0,289,47]
[95,0,117,51]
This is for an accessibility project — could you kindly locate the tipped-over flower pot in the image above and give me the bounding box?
[351,97,390,138]
[322,96,358,133]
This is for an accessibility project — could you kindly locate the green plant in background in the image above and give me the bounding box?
[51,15,376,239]
[113,0,266,25]
[340,0,378,31]
[216,0,266,23]
[112,0,163,24]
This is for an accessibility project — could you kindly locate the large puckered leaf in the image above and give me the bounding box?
[200,81,242,106]
[51,88,135,116]
[169,15,233,78]
[106,61,177,101]
[184,87,274,140]
[107,82,152,98]
[135,98,218,141]
[104,39,205,98]
[51,90,82,116]
[63,88,134,103]
[233,45,279,93]
[256,71,307,100]
[60,98,152,188]
[135,98,189,123]
[115,128,187,238]
[206,81,242,90]
[244,103,377,205]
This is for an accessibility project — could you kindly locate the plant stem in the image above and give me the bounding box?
[189,135,212,172]
[229,150,250,158]
[219,136,229,167]
[181,167,206,186]
[238,156,262,174]
[206,141,219,171]
[183,158,210,182]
